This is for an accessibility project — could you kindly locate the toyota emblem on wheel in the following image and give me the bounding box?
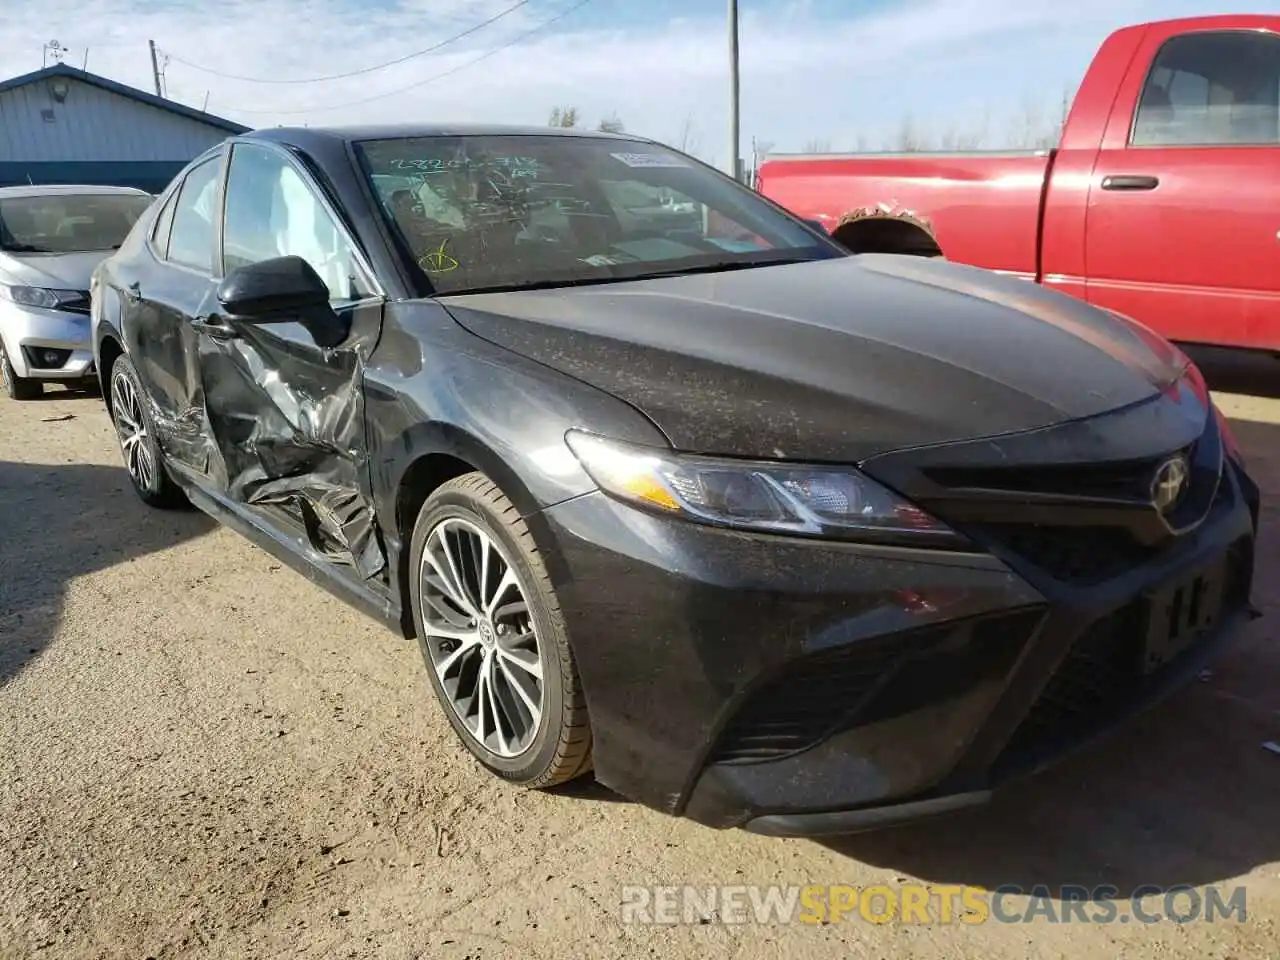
[1151,455,1190,514]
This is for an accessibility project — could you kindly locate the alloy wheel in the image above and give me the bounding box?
[419,517,545,758]
[111,370,155,491]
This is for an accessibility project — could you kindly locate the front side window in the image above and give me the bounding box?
[166,158,221,272]
[222,142,373,302]
[354,135,840,296]
[1132,30,1280,146]
[0,192,153,254]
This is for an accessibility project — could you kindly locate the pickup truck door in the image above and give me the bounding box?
[1083,26,1280,352]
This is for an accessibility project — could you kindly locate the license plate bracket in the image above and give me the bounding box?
[1140,559,1227,674]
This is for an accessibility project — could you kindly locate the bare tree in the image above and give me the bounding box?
[597,112,625,134]
[802,137,832,154]
[894,116,925,152]
[677,113,701,155]
[548,105,579,128]
[935,106,991,151]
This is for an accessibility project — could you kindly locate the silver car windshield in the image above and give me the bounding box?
[0,193,153,254]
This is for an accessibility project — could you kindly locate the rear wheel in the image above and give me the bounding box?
[0,342,42,400]
[108,355,187,509]
[408,472,592,787]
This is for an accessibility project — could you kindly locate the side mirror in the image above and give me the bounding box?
[218,255,332,318]
[217,255,350,349]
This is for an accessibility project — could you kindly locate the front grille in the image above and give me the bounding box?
[991,539,1252,777]
[708,608,1044,764]
[961,471,1235,587]
[925,448,1193,503]
[968,524,1159,586]
[58,291,92,315]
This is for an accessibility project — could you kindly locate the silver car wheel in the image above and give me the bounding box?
[110,369,154,491]
[419,516,545,758]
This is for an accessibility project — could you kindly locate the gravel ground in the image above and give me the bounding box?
[1,349,1278,960]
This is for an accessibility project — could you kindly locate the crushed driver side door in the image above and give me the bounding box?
[196,139,389,582]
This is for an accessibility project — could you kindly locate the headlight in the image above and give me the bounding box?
[1215,405,1244,467]
[0,285,80,310]
[565,430,964,547]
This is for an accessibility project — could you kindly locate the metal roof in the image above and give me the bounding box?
[0,64,249,135]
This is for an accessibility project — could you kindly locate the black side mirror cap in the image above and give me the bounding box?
[217,255,332,319]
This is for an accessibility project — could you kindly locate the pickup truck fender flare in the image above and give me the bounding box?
[829,205,944,258]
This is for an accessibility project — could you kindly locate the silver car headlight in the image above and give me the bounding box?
[0,284,81,311]
[565,430,964,547]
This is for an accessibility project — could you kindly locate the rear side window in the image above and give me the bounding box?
[1132,30,1280,146]
[165,158,221,272]
[150,188,179,252]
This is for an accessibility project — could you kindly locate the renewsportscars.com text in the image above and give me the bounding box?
[619,883,1249,926]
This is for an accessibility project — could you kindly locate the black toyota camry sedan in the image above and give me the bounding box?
[90,124,1261,836]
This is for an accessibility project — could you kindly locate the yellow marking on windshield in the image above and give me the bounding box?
[419,239,460,274]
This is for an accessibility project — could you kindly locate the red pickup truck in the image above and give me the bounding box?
[756,15,1280,354]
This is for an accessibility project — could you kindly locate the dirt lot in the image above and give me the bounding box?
[2,349,1278,960]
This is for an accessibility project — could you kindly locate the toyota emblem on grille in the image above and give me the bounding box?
[1151,455,1190,514]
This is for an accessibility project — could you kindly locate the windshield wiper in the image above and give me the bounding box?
[442,276,622,295]
[627,256,815,281]
[436,257,818,297]
[1,243,50,254]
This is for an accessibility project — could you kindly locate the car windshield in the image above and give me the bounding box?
[0,193,153,254]
[353,135,842,296]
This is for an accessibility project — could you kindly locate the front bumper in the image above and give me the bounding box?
[538,397,1261,835]
[0,300,94,380]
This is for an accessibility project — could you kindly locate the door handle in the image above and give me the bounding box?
[190,315,238,340]
[1100,174,1159,191]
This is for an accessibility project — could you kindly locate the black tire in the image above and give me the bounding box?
[107,355,187,509]
[408,472,592,787]
[0,341,42,400]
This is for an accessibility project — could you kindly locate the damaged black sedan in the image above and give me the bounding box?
[90,125,1261,836]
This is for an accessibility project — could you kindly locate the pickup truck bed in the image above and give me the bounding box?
[756,14,1280,354]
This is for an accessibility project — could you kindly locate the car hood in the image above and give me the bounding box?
[440,254,1185,462]
[0,250,106,290]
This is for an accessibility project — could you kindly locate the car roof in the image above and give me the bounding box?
[243,123,648,149]
[0,184,152,200]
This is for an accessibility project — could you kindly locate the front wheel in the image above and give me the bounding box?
[0,341,42,400]
[408,472,592,787]
[108,355,187,509]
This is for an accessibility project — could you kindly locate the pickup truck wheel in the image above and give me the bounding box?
[409,472,593,788]
[108,355,187,509]
[1,342,42,400]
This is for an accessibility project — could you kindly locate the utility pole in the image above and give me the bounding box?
[728,0,741,182]
[148,40,162,97]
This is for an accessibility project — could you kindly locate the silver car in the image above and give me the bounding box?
[0,184,154,400]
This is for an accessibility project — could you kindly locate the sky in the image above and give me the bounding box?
[0,0,1256,167]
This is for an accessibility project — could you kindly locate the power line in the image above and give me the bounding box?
[212,0,596,116]
[159,0,530,84]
